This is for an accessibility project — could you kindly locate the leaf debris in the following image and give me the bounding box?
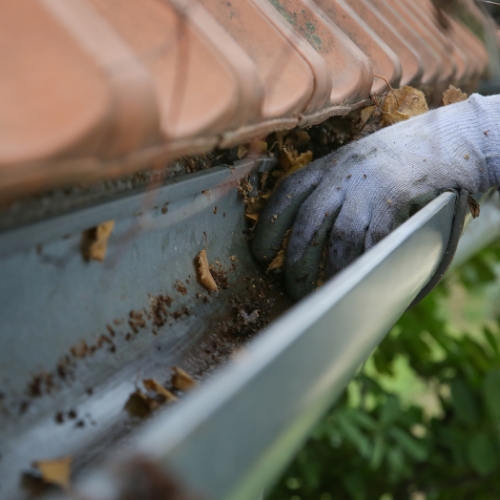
[381,86,428,126]
[34,456,72,491]
[172,366,197,391]
[238,177,254,199]
[195,249,218,292]
[268,230,291,271]
[442,85,468,106]
[143,379,177,403]
[81,220,115,262]
[125,390,158,417]
[278,133,313,179]
[468,195,480,219]
[237,144,249,159]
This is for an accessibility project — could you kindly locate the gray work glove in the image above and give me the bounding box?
[252,94,500,300]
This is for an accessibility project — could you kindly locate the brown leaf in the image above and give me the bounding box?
[245,212,259,222]
[279,147,295,171]
[283,151,313,178]
[276,131,287,149]
[195,249,218,292]
[381,86,428,127]
[34,456,72,491]
[70,340,89,359]
[237,177,253,198]
[468,195,480,219]
[125,390,157,417]
[143,379,177,403]
[245,193,270,215]
[82,220,115,262]
[358,105,375,129]
[442,85,468,106]
[172,366,197,391]
[237,144,249,159]
[268,230,291,271]
[249,139,268,154]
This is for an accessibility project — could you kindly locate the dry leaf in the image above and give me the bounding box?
[245,212,259,222]
[34,456,72,491]
[195,249,218,292]
[82,220,115,262]
[143,379,177,403]
[172,366,197,391]
[70,340,89,359]
[442,85,468,106]
[268,230,291,271]
[125,390,157,417]
[279,147,312,176]
[237,177,253,198]
[279,147,295,171]
[276,131,287,149]
[245,193,270,214]
[381,86,428,126]
[249,139,268,154]
[283,151,313,178]
[237,144,249,159]
[358,105,375,129]
[468,195,480,219]
[244,192,271,225]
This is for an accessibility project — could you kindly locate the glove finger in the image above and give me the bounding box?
[392,190,441,229]
[326,196,372,278]
[251,166,323,263]
[364,202,397,251]
[285,184,344,300]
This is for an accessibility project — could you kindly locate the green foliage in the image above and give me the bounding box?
[268,242,500,500]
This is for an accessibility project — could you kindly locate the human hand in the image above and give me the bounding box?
[251,94,500,300]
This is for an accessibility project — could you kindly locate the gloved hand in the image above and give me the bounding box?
[252,94,500,300]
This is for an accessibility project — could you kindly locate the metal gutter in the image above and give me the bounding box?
[74,192,457,500]
[452,190,500,269]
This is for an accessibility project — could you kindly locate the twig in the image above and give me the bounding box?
[373,73,399,108]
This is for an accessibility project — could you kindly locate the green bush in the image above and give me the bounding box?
[268,242,500,500]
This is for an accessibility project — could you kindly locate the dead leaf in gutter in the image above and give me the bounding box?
[268,230,291,271]
[172,366,197,391]
[244,192,271,225]
[282,151,312,179]
[34,456,72,491]
[195,249,218,292]
[237,177,253,199]
[143,379,177,403]
[381,86,428,126]
[278,131,313,180]
[442,85,467,106]
[358,105,375,129]
[81,220,115,262]
[237,144,249,159]
[468,195,480,218]
[276,131,286,149]
[245,212,259,222]
[249,139,268,154]
[125,390,157,417]
[279,148,295,171]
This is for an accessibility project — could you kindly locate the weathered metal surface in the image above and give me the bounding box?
[0,157,287,499]
[69,192,456,500]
